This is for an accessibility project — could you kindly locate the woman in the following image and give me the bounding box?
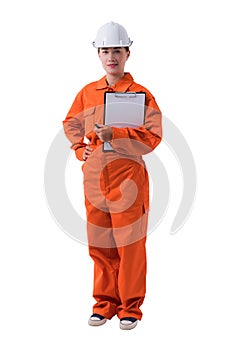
[63,21,162,330]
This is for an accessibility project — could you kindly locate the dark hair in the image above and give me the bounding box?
[98,47,130,53]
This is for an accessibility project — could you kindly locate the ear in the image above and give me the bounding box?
[126,50,130,60]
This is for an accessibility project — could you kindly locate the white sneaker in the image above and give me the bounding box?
[88,314,107,326]
[119,317,138,330]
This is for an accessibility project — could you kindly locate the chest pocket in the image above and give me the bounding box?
[83,105,105,135]
[84,107,96,135]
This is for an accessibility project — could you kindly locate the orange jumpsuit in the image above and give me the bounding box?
[63,73,162,320]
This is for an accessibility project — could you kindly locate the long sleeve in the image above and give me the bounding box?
[62,90,87,161]
[110,94,162,156]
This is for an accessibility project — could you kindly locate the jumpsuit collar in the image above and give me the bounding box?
[96,72,134,92]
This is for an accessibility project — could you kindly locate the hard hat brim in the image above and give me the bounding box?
[92,41,133,48]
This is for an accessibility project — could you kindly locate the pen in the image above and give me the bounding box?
[94,123,101,129]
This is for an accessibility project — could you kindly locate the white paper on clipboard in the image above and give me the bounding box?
[103,92,146,151]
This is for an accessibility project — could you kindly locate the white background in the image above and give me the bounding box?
[0,0,241,349]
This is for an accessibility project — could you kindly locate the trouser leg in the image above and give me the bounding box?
[116,236,147,320]
[88,244,121,319]
[86,198,121,319]
[111,207,148,320]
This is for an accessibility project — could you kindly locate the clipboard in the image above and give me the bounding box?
[103,92,146,151]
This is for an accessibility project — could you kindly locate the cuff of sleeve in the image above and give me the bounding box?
[112,127,127,140]
[75,148,85,161]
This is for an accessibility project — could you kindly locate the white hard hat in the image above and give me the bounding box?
[92,21,133,48]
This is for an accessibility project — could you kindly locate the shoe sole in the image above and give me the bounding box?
[88,318,107,326]
[119,320,138,330]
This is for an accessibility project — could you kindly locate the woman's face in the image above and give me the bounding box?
[98,47,130,77]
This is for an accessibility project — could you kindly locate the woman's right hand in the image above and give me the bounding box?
[82,145,93,161]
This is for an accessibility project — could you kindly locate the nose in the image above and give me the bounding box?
[107,51,115,61]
